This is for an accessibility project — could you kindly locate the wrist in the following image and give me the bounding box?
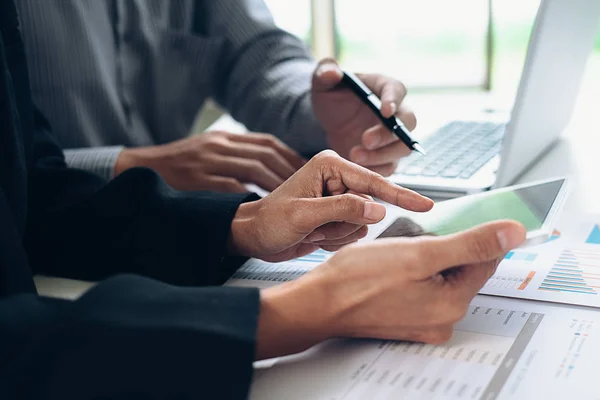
[228,200,262,257]
[113,146,164,176]
[255,273,335,360]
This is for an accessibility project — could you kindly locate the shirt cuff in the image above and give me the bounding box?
[64,146,124,181]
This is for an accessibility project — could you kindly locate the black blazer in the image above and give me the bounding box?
[0,1,259,398]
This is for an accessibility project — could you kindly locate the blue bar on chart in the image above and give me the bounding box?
[505,251,538,262]
[291,249,332,264]
[231,259,312,282]
[586,225,600,245]
[539,249,599,295]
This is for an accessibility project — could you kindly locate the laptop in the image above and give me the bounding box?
[390,0,600,199]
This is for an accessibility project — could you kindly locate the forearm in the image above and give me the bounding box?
[255,271,336,360]
[64,146,124,180]
[26,166,258,286]
[1,275,259,399]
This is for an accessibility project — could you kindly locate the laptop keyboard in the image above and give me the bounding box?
[397,121,506,179]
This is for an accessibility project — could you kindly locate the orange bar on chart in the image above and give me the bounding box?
[518,271,536,290]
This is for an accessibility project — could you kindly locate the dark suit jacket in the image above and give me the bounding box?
[0,1,260,398]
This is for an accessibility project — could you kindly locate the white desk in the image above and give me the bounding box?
[34,91,600,297]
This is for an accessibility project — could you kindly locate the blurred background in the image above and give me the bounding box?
[264,0,600,100]
[198,0,599,137]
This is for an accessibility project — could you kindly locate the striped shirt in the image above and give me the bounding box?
[16,0,327,180]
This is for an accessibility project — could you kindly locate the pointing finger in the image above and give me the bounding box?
[304,222,364,243]
[320,153,433,212]
[290,194,389,235]
[314,152,433,211]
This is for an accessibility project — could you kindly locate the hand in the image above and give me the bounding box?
[312,59,416,176]
[255,220,526,359]
[114,131,306,192]
[228,150,433,262]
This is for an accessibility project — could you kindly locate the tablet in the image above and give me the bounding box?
[378,177,570,247]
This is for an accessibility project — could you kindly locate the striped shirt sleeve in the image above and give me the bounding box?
[64,146,124,181]
[204,0,329,156]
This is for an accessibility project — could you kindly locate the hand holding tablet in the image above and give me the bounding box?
[378,177,570,247]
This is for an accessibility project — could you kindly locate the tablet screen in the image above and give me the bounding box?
[378,179,565,239]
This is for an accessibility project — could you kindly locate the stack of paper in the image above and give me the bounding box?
[228,212,600,400]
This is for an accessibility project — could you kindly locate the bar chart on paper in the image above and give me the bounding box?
[538,248,600,295]
[537,223,600,296]
[481,217,600,308]
[226,249,333,288]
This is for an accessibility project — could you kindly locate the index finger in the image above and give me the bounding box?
[333,155,434,212]
[228,133,307,170]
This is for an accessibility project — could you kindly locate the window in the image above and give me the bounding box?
[336,0,489,89]
[263,0,311,42]
[265,0,600,93]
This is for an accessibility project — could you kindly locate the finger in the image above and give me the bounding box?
[335,221,525,286]
[397,104,417,132]
[196,176,247,193]
[206,156,284,191]
[292,194,387,233]
[312,58,344,93]
[346,191,373,201]
[216,139,297,180]
[412,220,526,277]
[362,125,399,151]
[356,73,407,118]
[312,151,433,212]
[228,133,307,169]
[319,244,349,252]
[311,225,369,246]
[361,105,417,151]
[394,326,455,345]
[420,326,455,345]
[448,259,503,299]
[350,141,411,167]
[304,222,364,242]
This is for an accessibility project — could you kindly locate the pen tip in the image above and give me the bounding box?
[413,143,426,155]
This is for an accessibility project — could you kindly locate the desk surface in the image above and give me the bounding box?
[34,90,600,297]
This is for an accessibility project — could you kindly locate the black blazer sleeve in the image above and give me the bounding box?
[25,111,259,286]
[1,1,261,397]
[1,274,259,399]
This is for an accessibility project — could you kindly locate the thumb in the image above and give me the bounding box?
[414,220,527,278]
[292,194,386,233]
[312,58,344,93]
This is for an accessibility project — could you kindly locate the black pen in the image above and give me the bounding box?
[341,71,426,155]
